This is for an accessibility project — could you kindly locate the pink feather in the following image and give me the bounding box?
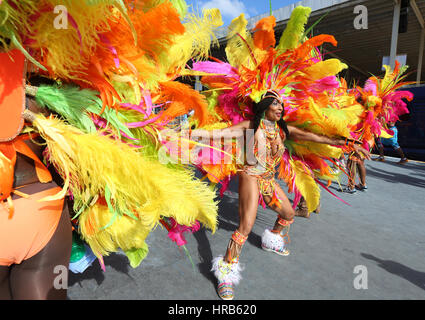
[167,218,200,246]
[99,34,120,68]
[310,76,339,93]
[364,79,378,96]
[192,61,236,76]
[218,88,245,125]
[67,13,83,53]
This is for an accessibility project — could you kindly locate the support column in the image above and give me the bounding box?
[412,0,425,86]
[390,0,401,69]
[417,29,425,86]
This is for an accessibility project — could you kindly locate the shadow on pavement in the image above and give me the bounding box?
[328,183,345,193]
[191,193,239,287]
[365,166,425,188]
[193,228,215,286]
[68,252,132,287]
[377,160,425,172]
[361,253,425,291]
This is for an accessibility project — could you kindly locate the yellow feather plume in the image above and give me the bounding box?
[27,112,219,262]
[301,59,348,81]
[290,159,320,212]
[29,1,116,79]
[292,141,342,160]
[78,202,150,264]
[163,8,223,76]
[225,14,255,69]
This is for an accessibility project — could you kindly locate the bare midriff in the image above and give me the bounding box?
[243,119,285,196]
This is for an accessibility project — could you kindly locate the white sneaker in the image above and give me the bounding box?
[211,256,243,300]
[261,229,290,256]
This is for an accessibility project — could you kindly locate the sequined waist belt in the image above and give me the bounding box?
[243,164,276,196]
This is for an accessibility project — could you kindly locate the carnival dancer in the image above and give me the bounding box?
[345,62,414,193]
[194,90,369,300]
[343,151,368,193]
[185,6,373,299]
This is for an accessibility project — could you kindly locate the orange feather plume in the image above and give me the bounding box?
[294,35,337,60]
[158,81,209,127]
[253,16,276,50]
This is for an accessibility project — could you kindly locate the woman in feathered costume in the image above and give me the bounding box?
[343,61,414,193]
[187,7,370,300]
[0,0,223,299]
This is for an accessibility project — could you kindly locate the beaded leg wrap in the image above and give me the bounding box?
[225,230,247,263]
[261,216,293,256]
[211,230,247,300]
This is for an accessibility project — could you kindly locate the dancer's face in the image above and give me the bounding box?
[264,98,283,122]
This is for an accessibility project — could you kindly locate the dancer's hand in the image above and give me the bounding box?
[353,144,371,160]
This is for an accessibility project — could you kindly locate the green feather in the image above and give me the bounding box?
[101,184,119,230]
[34,85,97,133]
[32,84,134,139]
[170,0,188,18]
[124,244,149,268]
[301,11,330,40]
[276,6,311,52]
[0,25,47,71]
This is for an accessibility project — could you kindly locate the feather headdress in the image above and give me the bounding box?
[187,6,363,211]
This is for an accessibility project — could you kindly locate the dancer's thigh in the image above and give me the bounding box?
[9,201,72,300]
[263,183,295,221]
[0,267,11,300]
[237,172,260,235]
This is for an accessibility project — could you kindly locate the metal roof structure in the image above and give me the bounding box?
[211,0,425,86]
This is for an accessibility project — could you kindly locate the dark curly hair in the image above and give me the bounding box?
[252,95,289,137]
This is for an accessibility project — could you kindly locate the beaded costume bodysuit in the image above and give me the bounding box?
[243,119,285,203]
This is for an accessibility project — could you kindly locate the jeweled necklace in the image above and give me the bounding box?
[260,119,278,141]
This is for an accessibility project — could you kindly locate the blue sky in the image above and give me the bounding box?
[186,0,300,26]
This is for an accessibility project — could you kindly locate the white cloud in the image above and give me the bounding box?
[201,0,251,20]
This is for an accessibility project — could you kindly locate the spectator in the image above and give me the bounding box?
[343,152,368,193]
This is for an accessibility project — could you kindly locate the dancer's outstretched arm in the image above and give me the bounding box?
[287,125,371,160]
[192,120,251,139]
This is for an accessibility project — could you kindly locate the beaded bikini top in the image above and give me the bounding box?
[243,119,285,178]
